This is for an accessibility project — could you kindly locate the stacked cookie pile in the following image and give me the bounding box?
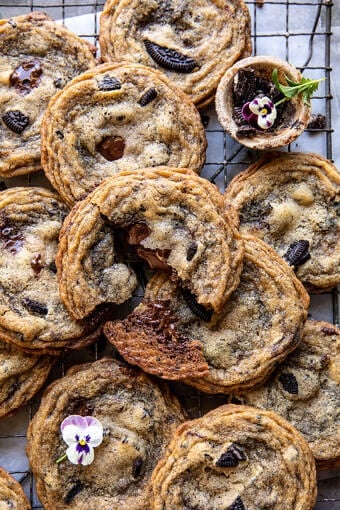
[0,2,339,509]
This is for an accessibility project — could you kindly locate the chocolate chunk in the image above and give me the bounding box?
[48,260,57,273]
[64,481,84,504]
[96,136,125,161]
[307,113,326,130]
[283,240,310,267]
[0,218,24,254]
[278,372,299,394]
[98,75,121,91]
[132,457,143,478]
[144,40,198,73]
[2,110,29,134]
[54,78,63,88]
[31,253,44,275]
[56,130,64,139]
[10,59,42,95]
[22,297,48,316]
[186,242,198,261]
[138,87,157,106]
[216,444,246,467]
[126,223,151,244]
[233,68,256,105]
[137,247,170,270]
[181,289,212,322]
[228,496,245,510]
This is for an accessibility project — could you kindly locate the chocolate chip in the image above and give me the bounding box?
[2,110,29,134]
[132,457,143,478]
[144,40,198,73]
[64,481,84,504]
[56,130,64,139]
[54,78,63,88]
[22,298,48,316]
[138,87,157,106]
[307,113,326,130]
[181,289,212,322]
[98,75,121,91]
[233,68,256,105]
[31,253,44,275]
[48,260,57,273]
[96,136,125,161]
[283,240,310,267]
[186,242,197,261]
[228,496,245,510]
[10,59,42,95]
[216,444,246,467]
[278,372,299,394]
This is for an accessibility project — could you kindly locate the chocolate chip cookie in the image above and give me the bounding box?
[225,151,340,292]
[0,12,96,178]
[57,167,244,320]
[0,338,53,418]
[151,404,317,509]
[104,235,309,387]
[237,320,340,469]
[0,467,30,509]
[100,0,252,108]
[41,62,207,207]
[0,187,105,355]
[27,358,185,510]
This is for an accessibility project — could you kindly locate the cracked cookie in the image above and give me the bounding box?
[0,12,96,178]
[0,338,53,418]
[100,0,251,108]
[237,320,340,469]
[104,235,309,387]
[57,167,244,320]
[151,404,317,509]
[41,62,207,207]
[0,187,106,355]
[0,467,30,509]
[27,358,185,510]
[225,151,340,291]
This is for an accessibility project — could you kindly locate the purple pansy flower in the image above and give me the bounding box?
[242,95,277,130]
[60,415,103,466]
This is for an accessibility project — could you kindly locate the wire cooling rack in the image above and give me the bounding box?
[0,0,338,508]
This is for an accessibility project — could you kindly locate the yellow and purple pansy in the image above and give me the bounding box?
[242,95,277,130]
[58,415,103,466]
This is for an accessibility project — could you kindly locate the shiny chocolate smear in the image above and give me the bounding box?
[31,253,43,275]
[137,247,170,270]
[126,223,150,245]
[0,216,24,254]
[10,59,42,95]
[96,136,125,161]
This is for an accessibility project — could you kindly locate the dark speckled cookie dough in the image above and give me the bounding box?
[0,467,31,509]
[27,358,185,510]
[151,405,317,509]
[0,12,96,178]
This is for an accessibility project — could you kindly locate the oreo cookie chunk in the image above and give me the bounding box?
[105,235,309,387]
[57,167,244,320]
[27,358,185,509]
[0,187,105,355]
[151,405,317,509]
[100,0,251,108]
[238,321,340,469]
[41,62,207,207]
[225,151,340,292]
[0,467,30,509]
[0,12,96,178]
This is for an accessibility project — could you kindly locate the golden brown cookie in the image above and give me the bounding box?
[151,404,317,509]
[0,12,96,178]
[0,467,30,509]
[104,235,309,387]
[41,62,207,207]
[27,358,185,510]
[0,187,105,355]
[237,320,340,470]
[57,167,244,320]
[225,151,340,292]
[99,0,252,108]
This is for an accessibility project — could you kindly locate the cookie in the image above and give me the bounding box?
[0,338,53,418]
[104,235,309,387]
[151,404,317,509]
[225,151,340,291]
[0,467,30,509]
[41,62,207,207]
[27,358,185,510]
[100,0,252,108]
[57,167,244,320]
[237,320,340,469]
[0,187,106,355]
[0,12,96,178]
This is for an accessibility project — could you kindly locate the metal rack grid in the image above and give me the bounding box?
[0,0,338,508]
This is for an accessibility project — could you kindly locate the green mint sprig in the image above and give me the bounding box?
[272,68,325,107]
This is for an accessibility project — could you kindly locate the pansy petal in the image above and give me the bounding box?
[249,102,263,115]
[83,416,102,429]
[62,424,81,446]
[61,415,88,431]
[83,425,103,448]
[66,443,82,465]
[258,115,274,129]
[81,447,95,466]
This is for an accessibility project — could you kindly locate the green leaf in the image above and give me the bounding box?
[271,69,325,106]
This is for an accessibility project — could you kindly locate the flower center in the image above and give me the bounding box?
[260,108,268,115]
[79,439,87,446]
